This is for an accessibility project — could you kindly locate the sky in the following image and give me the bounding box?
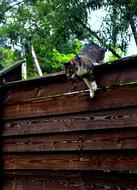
[88,9,137,57]
[0,1,136,57]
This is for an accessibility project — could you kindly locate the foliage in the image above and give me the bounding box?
[129,170,137,174]
[0,0,85,76]
[33,39,82,74]
[0,47,17,70]
[105,47,127,62]
[100,0,137,52]
[0,0,136,77]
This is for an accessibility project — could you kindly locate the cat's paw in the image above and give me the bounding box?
[93,62,99,66]
[91,81,98,91]
[89,90,95,98]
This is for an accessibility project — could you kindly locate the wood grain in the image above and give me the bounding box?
[3,171,137,190]
[95,55,137,87]
[2,56,137,190]
[3,79,86,105]
[3,107,137,136]
[3,129,137,152]
[3,84,137,120]
[0,87,4,190]
[3,55,137,105]
[3,152,137,170]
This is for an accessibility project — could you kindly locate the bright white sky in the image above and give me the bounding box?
[88,9,137,57]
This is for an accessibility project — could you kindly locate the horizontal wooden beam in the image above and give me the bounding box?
[3,54,137,88]
[3,107,137,136]
[3,79,85,105]
[3,84,137,120]
[3,128,137,152]
[95,54,137,87]
[4,170,137,190]
[2,55,137,107]
[3,152,137,170]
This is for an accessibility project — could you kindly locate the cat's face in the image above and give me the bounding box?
[64,61,78,79]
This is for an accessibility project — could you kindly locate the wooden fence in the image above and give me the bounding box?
[1,55,137,189]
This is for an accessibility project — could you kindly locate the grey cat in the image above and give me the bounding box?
[64,43,105,98]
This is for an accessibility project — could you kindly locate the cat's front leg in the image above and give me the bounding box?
[89,90,95,98]
[91,81,98,91]
[83,78,95,98]
[93,62,99,66]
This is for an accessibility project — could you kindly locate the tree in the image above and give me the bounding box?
[0,0,84,75]
[56,0,137,57]
[100,0,137,53]
[0,0,136,75]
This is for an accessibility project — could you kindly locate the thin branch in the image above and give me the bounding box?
[3,0,25,13]
[76,17,121,58]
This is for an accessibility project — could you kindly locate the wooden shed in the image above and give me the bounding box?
[1,55,137,189]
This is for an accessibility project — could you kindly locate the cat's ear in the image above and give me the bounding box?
[62,62,70,67]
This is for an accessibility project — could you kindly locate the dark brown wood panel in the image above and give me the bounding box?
[96,66,137,87]
[3,171,137,190]
[3,107,137,136]
[3,79,86,105]
[2,66,22,83]
[95,55,137,87]
[0,60,24,84]
[3,129,137,152]
[3,84,137,120]
[3,152,137,170]
[3,55,137,105]
[0,86,4,190]
[2,56,137,190]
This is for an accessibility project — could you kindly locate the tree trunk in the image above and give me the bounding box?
[31,46,43,77]
[130,17,137,48]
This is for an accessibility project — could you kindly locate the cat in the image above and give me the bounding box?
[64,43,105,98]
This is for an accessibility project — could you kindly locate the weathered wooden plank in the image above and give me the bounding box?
[3,171,137,190]
[2,56,137,190]
[2,65,22,83]
[3,79,86,105]
[0,60,24,84]
[3,129,137,152]
[3,55,137,105]
[3,152,137,170]
[95,54,137,87]
[3,84,137,120]
[0,86,4,190]
[3,107,137,136]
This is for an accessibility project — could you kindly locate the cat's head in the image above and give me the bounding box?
[63,60,78,79]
